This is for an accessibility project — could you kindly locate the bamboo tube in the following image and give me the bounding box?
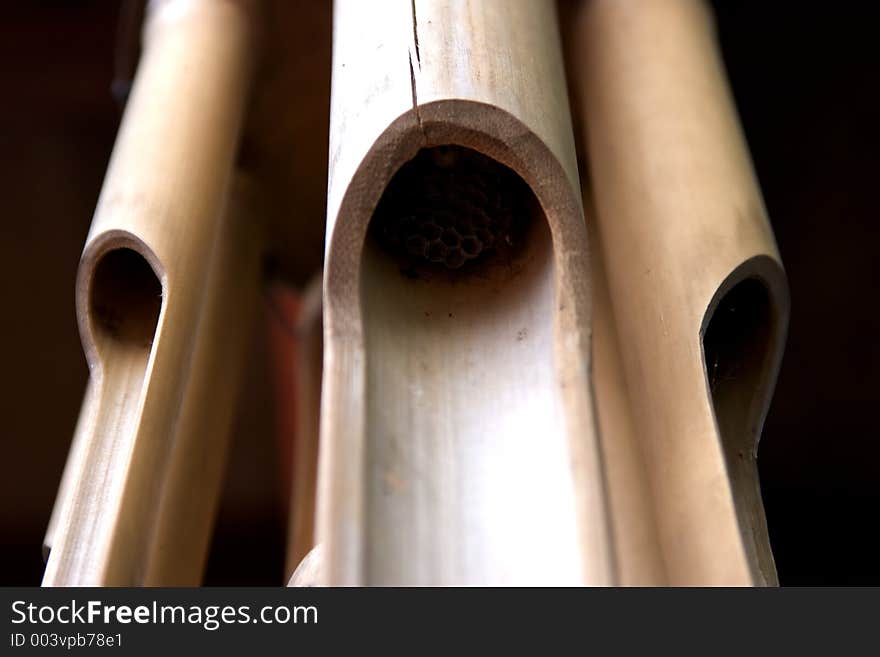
[43,381,96,562]
[142,179,262,585]
[283,275,324,581]
[42,0,260,585]
[587,193,667,586]
[318,0,612,585]
[568,0,789,585]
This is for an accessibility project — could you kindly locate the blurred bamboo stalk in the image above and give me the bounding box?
[43,0,261,585]
[567,0,789,585]
[282,276,324,582]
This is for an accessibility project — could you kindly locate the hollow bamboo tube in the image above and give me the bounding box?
[318,0,612,585]
[587,192,667,586]
[43,0,259,585]
[568,0,789,585]
[283,275,324,582]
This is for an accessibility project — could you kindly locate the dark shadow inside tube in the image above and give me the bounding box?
[369,145,534,278]
[90,248,162,347]
[703,276,779,584]
[705,278,773,402]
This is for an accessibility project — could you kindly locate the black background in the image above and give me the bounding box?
[0,1,877,585]
[712,3,879,584]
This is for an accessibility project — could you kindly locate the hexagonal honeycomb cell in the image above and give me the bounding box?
[371,145,531,270]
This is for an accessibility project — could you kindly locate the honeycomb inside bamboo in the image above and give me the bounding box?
[371,145,532,271]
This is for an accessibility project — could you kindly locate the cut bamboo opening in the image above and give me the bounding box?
[702,264,787,584]
[317,0,612,585]
[360,148,584,585]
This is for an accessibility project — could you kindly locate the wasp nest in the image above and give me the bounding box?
[372,145,530,270]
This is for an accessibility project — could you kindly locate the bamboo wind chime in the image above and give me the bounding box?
[45,0,789,587]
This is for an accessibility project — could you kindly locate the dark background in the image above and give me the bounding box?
[711,3,880,585]
[0,1,877,585]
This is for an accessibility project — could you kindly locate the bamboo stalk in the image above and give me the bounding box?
[587,193,667,586]
[142,178,262,585]
[567,0,789,585]
[43,381,96,562]
[317,0,612,585]
[43,0,260,585]
[284,275,324,582]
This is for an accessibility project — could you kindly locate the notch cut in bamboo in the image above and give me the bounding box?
[361,148,584,584]
[567,0,789,585]
[43,0,261,585]
[317,0,612,586]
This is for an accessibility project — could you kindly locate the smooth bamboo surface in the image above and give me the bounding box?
[318,0,611,585]
[43,0,260,585]
[568,0,789,585]
[587,194,667,586]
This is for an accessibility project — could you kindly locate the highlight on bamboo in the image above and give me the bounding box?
[44,0,788,587]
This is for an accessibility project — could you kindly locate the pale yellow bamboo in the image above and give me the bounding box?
[43,0,260,585]
[568,0,789,585]
[318,0,611,585]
